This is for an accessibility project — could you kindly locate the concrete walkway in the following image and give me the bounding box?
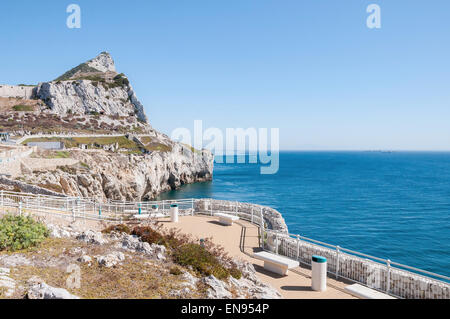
[160,215,356,299]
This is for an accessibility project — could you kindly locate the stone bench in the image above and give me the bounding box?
[133,213,166,219]
[215,212,239,226]
[253,251,299,276]
[345,284,397,299]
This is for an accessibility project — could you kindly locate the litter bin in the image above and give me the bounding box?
[311,255,327,292]
[170,204,179,223]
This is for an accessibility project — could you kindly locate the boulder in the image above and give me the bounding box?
[96,251,125,268]
[27,282,79,299]
[203,275,232,299]
[76,230,108,245]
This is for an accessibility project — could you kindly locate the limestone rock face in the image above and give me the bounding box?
[35,79,147,123]
[86,52,116,73]
[1,52,214,199]
[203,275,232,299]
[31,52,148,123]
[25,143,214,201]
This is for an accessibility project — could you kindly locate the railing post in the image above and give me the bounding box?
[191,198,194,216]
[72,208,76,222]
[260,208,264,248]
[1,190,3,210]
[386,259,391,293]
[251,207,254,224]
[19,201,22,216]
[275,233,279,255]
[296,234,300,261]
[336,246,340,279]
[210,200,213,216]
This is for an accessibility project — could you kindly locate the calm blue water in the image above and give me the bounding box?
[158,152,450,277]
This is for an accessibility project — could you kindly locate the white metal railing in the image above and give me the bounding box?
[198,199,450,299]
[1,191,449,298]
[0,190,195,222]
[261,229,450,298]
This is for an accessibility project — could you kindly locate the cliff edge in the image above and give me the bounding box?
[0,52,213,200]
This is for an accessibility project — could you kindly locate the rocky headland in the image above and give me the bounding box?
[0,52,214,200]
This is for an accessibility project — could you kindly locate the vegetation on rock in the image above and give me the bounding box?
[12,105,34,112]
[55,63,101,81]
[130,224,242,281]
[0,215,49,252]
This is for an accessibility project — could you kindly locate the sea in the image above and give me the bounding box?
[157,152,450,277]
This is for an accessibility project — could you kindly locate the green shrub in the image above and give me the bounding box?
[172,243,231,280]
[0,215,49,252]
[131,225,242,280]
[228,266,242,280]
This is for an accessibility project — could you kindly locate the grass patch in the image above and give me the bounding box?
[80,162,90,169]
[22,136,143,153]
[182,143,202,154]
[8,237,190,299]
[37,183,63,193]
[13,105,34,112]
[170,266,183,276]
[45,151,70,159]
[140,137,172,153]
[0,215,49,252]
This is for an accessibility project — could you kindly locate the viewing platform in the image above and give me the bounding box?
[0,191,448,299]
[159,215,356,299]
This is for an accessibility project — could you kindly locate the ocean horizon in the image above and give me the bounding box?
[158,151,450,277]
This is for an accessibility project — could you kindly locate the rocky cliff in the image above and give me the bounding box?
[23,144,213,201]
[0,52,214,199]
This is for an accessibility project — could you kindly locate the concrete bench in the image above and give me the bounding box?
[345,284,397,299]
[133,213,166,220]
[215,213,239,226]
[253,251,299,276]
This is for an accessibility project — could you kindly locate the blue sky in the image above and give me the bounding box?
[1,0,449,150]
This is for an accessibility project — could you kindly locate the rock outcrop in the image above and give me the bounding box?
[0,52,214,199]
[23,142,213,201]
[34,52,148,123]
[86,52,116,73]
[27,282,79,299]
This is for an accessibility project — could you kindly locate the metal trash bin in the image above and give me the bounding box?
[170,204,179,223]
[311,255,327,292]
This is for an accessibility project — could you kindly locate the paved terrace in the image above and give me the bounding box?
[159,215,356,299]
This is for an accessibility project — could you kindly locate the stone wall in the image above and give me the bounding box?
[194,199,288,233]
[0,85,36,99]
